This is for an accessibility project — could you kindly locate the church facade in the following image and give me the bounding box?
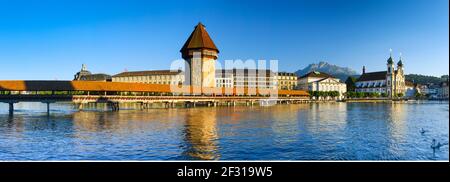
[355,52,406,97]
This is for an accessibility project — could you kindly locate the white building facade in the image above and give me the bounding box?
[112,70,185,85]
[215,70,234,88]
[298,71,347,100]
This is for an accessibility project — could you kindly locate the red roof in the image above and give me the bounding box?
[0,80,309,96]
[180,23,219,52]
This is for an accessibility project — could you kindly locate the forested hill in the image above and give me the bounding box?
[405,74,448,85]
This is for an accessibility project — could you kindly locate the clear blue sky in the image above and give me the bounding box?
[0,0,448,80]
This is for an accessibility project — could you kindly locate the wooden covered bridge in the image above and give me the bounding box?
[0,80,310,114]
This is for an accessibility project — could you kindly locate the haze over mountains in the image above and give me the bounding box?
[295,62,359,81]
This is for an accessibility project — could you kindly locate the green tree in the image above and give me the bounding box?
[308,91,314,99]
[350,91,357,98]
[373,92,381,97]
[415,92,424,99]
[330,91,340,99]
[345,77,357,92]
[356,92,363,98]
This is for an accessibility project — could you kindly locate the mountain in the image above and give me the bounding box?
[295,62,359,81]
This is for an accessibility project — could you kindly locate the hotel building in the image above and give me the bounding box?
[215,70,234,88]
[112,70,184,85]
[276,72,298,90]
[215,69,276,89]
[298,71,347,99]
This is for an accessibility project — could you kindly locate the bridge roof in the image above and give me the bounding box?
[0,80,309,96]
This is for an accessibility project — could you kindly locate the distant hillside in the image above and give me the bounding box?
[295,62,358,81]
[405,74,448,85]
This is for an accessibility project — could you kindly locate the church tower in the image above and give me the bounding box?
[181,23,219,88]
[386,49,395,97]
[397,53,404,74]
[396,53,405,95]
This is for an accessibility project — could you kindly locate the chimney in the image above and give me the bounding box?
[362,66,366,74]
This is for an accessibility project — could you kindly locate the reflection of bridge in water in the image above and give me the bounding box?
[0,80,309,114]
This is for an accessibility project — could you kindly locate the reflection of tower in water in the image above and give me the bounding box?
[182,108,220,160]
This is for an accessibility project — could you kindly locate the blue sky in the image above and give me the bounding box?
[0,0,448,80]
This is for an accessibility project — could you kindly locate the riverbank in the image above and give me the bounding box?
[343,98,408,103]
[310,98,409,103]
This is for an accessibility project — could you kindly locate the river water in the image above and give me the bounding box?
[0,101,448,160]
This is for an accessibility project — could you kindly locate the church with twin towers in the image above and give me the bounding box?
[355,50,406,97]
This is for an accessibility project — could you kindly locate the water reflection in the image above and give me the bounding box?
[0,101,448,160]
[270,105,302,146]
[181,108,220,160]
[387,103,408,154]
[307,103,348,133]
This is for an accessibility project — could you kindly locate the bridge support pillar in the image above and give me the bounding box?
[109,102,120,111]
[78,103,84,110]
[46,102,50,115]
[8,102,14,115]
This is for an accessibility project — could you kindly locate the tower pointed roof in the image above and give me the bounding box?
[180,22,219,53]
[397,58,403,67]
[397,53,403,66]
[387,56,394,64]
[387,48,394,64]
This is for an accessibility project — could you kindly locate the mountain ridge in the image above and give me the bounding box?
[295,62,359,81]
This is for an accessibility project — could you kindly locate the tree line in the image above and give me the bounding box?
[405,74,448,85]
[345,91,404,98]
[308,91,340,99]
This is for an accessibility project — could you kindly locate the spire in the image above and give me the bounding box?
[387,49,394,64]
[81,64,87,71]
[180,22,219,53]
[397,52,403,67]
[362,66,366,74]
